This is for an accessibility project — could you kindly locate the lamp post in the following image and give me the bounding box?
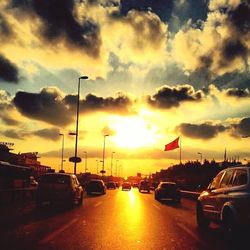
[116,159,119,176]
[110,151,115,176]
[198,152,202,163]
[73,75,88,175]
[59,133,65,171]
[101,134,109,176]
[83,151,87,173]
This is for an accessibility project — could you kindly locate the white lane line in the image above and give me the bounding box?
[94,201,103,207]
[39,218,77,245]
[177,222,208,249]
[152,204,161,210]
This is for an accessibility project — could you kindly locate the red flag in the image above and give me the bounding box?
[164,137,179,151]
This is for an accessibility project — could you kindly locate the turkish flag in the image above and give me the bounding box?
[164,137,179,151]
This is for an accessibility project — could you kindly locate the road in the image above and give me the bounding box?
[0,188,249,250]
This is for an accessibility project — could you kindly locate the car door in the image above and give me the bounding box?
[202,171,225,221]
[213,169,235,221]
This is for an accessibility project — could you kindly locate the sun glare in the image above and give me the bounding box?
[110,116,157,149]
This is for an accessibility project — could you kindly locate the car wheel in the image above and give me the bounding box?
[196,203,209,229]
[222,209,237,234]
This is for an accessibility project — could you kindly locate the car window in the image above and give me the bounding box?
[220,170,234,188]
[209,172,224,190]
[40,175,70,184]
[232,169,248,186]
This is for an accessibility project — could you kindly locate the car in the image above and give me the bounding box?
[122,182,131,191]
[86,179,106,195]
[107,181,116,189]
[132,182,139,188]
[154,182,181,202]
[196,165,250,234]
[36,173,83,207]
[138,180,150,193]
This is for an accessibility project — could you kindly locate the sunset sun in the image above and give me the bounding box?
[110,117,157,149]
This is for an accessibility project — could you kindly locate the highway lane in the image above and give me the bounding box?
[0,188,249,250]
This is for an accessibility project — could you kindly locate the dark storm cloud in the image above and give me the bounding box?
[119,0,174,22]
[12,87,134,126]
[0,54,19,83]
[34,128,61,140]
[0,13,14,40]
[13,88,74,126]
[231,117,250,137]
[2,129,27,140]
[199,1,250,73]
[225,88,250,98]
[10,0,101,57]
[65,92,133,114]
[147,85,203,109]
[176,123,228,140]
[1,116,20,126]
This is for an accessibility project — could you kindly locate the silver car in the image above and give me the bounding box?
[196,166,250,233]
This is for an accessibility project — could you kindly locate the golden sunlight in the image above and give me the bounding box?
[110,116,157,149]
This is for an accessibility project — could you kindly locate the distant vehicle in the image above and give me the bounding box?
[150,181,159,190]
[122,182,131,191]
[196,166,250,234]
[138,180,150,193]
[36,173,83,207]
[115,182,120,188]
[86,179,106,195]
[107,181,116,189]
[154,182,181,202]
[132,182,139,188]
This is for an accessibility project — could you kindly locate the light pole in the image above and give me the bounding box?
[101,134,109,176]
[116,159,119,176]
[110,151,115,176]
[59,133,65,171]
[73,75,88,175]
[83,151,87,173]
[198,152,202,163]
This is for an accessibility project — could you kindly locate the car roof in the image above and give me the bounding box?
[41,173,75,177]
[160,181,177,185]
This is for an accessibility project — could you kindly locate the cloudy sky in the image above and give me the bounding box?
[0,0,249,176]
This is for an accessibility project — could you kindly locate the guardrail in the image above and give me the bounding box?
[180,190,201,200]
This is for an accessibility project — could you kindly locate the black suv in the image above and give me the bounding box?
[196,165,250,233]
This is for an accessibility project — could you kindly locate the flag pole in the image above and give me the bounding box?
[179,136,182,165]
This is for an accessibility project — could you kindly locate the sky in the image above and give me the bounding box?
[0,0,250,176]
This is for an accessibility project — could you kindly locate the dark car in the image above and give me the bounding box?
[154,182,181,202]
[36,173,83,207]
[196,166,250,234]
[139,180,150,193]
[86,179,106,195]
[122,182,131,191]
[107,181,116,189]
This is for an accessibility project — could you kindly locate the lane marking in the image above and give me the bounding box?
[177,222,208,249]
[152,204,161,210]
[94,201,103,207]
[39,218,77,245]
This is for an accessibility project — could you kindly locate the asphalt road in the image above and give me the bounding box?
[0,188,249,250]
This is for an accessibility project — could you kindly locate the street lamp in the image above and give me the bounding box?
[59,133,64,171]
[197,152,202,163]
[110,151,115,176]
[73,75,88,175]
[83,151,87,173]
[115,159,119,176]
[101,134,109,176]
